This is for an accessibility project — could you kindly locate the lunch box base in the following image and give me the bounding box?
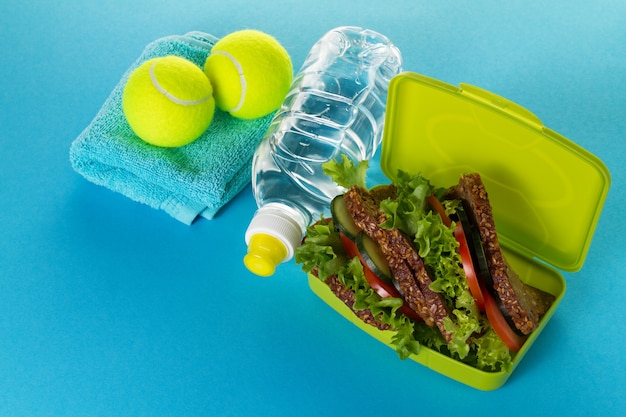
[307,247,565,391]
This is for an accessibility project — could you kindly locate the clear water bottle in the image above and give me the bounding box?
[244,26,403,276]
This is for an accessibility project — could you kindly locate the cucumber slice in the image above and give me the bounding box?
[356,232,393,283]
[456,204,492,288]
[330,194,360,240]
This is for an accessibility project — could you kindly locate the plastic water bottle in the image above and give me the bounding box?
[243,26,403,276]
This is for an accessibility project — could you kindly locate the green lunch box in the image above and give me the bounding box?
[307,71,611,391]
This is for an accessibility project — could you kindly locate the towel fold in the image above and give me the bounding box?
[70,31,273,224]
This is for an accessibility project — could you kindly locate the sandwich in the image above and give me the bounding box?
[295,156,555,371]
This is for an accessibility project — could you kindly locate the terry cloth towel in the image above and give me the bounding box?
[70,32,274,225]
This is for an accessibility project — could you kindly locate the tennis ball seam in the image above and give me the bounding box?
[210,50,247,112]
[149,60,212,106]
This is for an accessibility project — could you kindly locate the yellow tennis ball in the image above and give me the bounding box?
[122,55,215,147]
[204,29,292,119]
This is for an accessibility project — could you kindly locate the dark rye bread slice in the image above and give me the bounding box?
[343,185,454,343]
[447,173,555,335]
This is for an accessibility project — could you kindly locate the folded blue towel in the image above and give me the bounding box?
[70,31,274,224]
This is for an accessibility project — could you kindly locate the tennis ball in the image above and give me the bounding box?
[122,55,215,147]
[204,29,292,119]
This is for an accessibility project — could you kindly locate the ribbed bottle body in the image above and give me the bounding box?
[244,26,402,275]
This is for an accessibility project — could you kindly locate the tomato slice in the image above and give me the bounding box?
[483,289,526,352]
[454,223,486,311]
[339,232,359,259]
[429,195,486,311]
[358,254,399,299]
[427,194,452,227]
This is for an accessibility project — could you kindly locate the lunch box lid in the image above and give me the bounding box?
[380,72,611,272]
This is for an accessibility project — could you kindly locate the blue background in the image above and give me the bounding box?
[1,1,625,416]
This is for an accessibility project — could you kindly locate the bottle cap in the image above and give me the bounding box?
[244,207,304,276]
[244,234,288,277]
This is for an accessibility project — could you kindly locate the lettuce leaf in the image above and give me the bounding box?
[380,171,432,235]
[322,155,369,189]
[295,220,346,281]
[473,327,514,372]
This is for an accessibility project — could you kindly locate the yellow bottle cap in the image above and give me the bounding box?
[244,233,288,277]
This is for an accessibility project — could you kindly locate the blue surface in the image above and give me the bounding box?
[1,1,625,416]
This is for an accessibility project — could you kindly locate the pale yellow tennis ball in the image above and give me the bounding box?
[204,30,292,119]
[122,55,215,147]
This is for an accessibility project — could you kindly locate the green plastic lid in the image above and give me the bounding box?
[381,72,611,272]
